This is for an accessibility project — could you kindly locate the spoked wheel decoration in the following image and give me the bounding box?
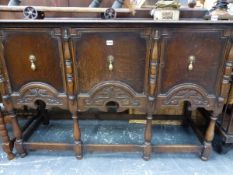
[104,8,117,19]
[23,6,38,19]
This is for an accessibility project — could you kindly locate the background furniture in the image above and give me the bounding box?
[213,79,233,154]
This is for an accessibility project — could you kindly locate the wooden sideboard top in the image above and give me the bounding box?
[0,19,232,24]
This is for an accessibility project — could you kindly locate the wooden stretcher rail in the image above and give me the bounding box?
[23,142,202,154]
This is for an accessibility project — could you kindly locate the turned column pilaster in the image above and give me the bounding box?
[143,30,160,160]
[62,28,82,159]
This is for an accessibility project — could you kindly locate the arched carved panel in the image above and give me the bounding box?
[78,81,146,112]
[12,82,66,108]
[165,89,208,106]
[157,84,216,110]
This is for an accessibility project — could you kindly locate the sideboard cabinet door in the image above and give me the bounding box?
[157,28,230,109]
[73,29,150,93]
[0,29,67,109]
[72,28,151,111]
[0,29,64,92]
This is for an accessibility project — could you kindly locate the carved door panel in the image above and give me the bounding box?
[72,28,151,111]
[157,28,230,109]
[1,29,64,92]
[0,29,66,108]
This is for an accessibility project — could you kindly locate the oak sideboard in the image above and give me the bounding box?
[0,20,232,160]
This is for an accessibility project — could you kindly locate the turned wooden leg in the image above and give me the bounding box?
[143,114,152,160]
[201,113,217,161]
[182,101,192,127]
[0,112,15,160]
[11,112,26,158]
[72,111,82,159]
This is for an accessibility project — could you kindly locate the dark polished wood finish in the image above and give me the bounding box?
[2,29,64,92]
[158,29,227,95]
[154,26,233,160]
[74,29,148,93]
[0,18,232,160]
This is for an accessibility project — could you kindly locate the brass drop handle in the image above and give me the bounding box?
[29,54,36,71]
[107,55,114,71]
[188,55,195,71]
